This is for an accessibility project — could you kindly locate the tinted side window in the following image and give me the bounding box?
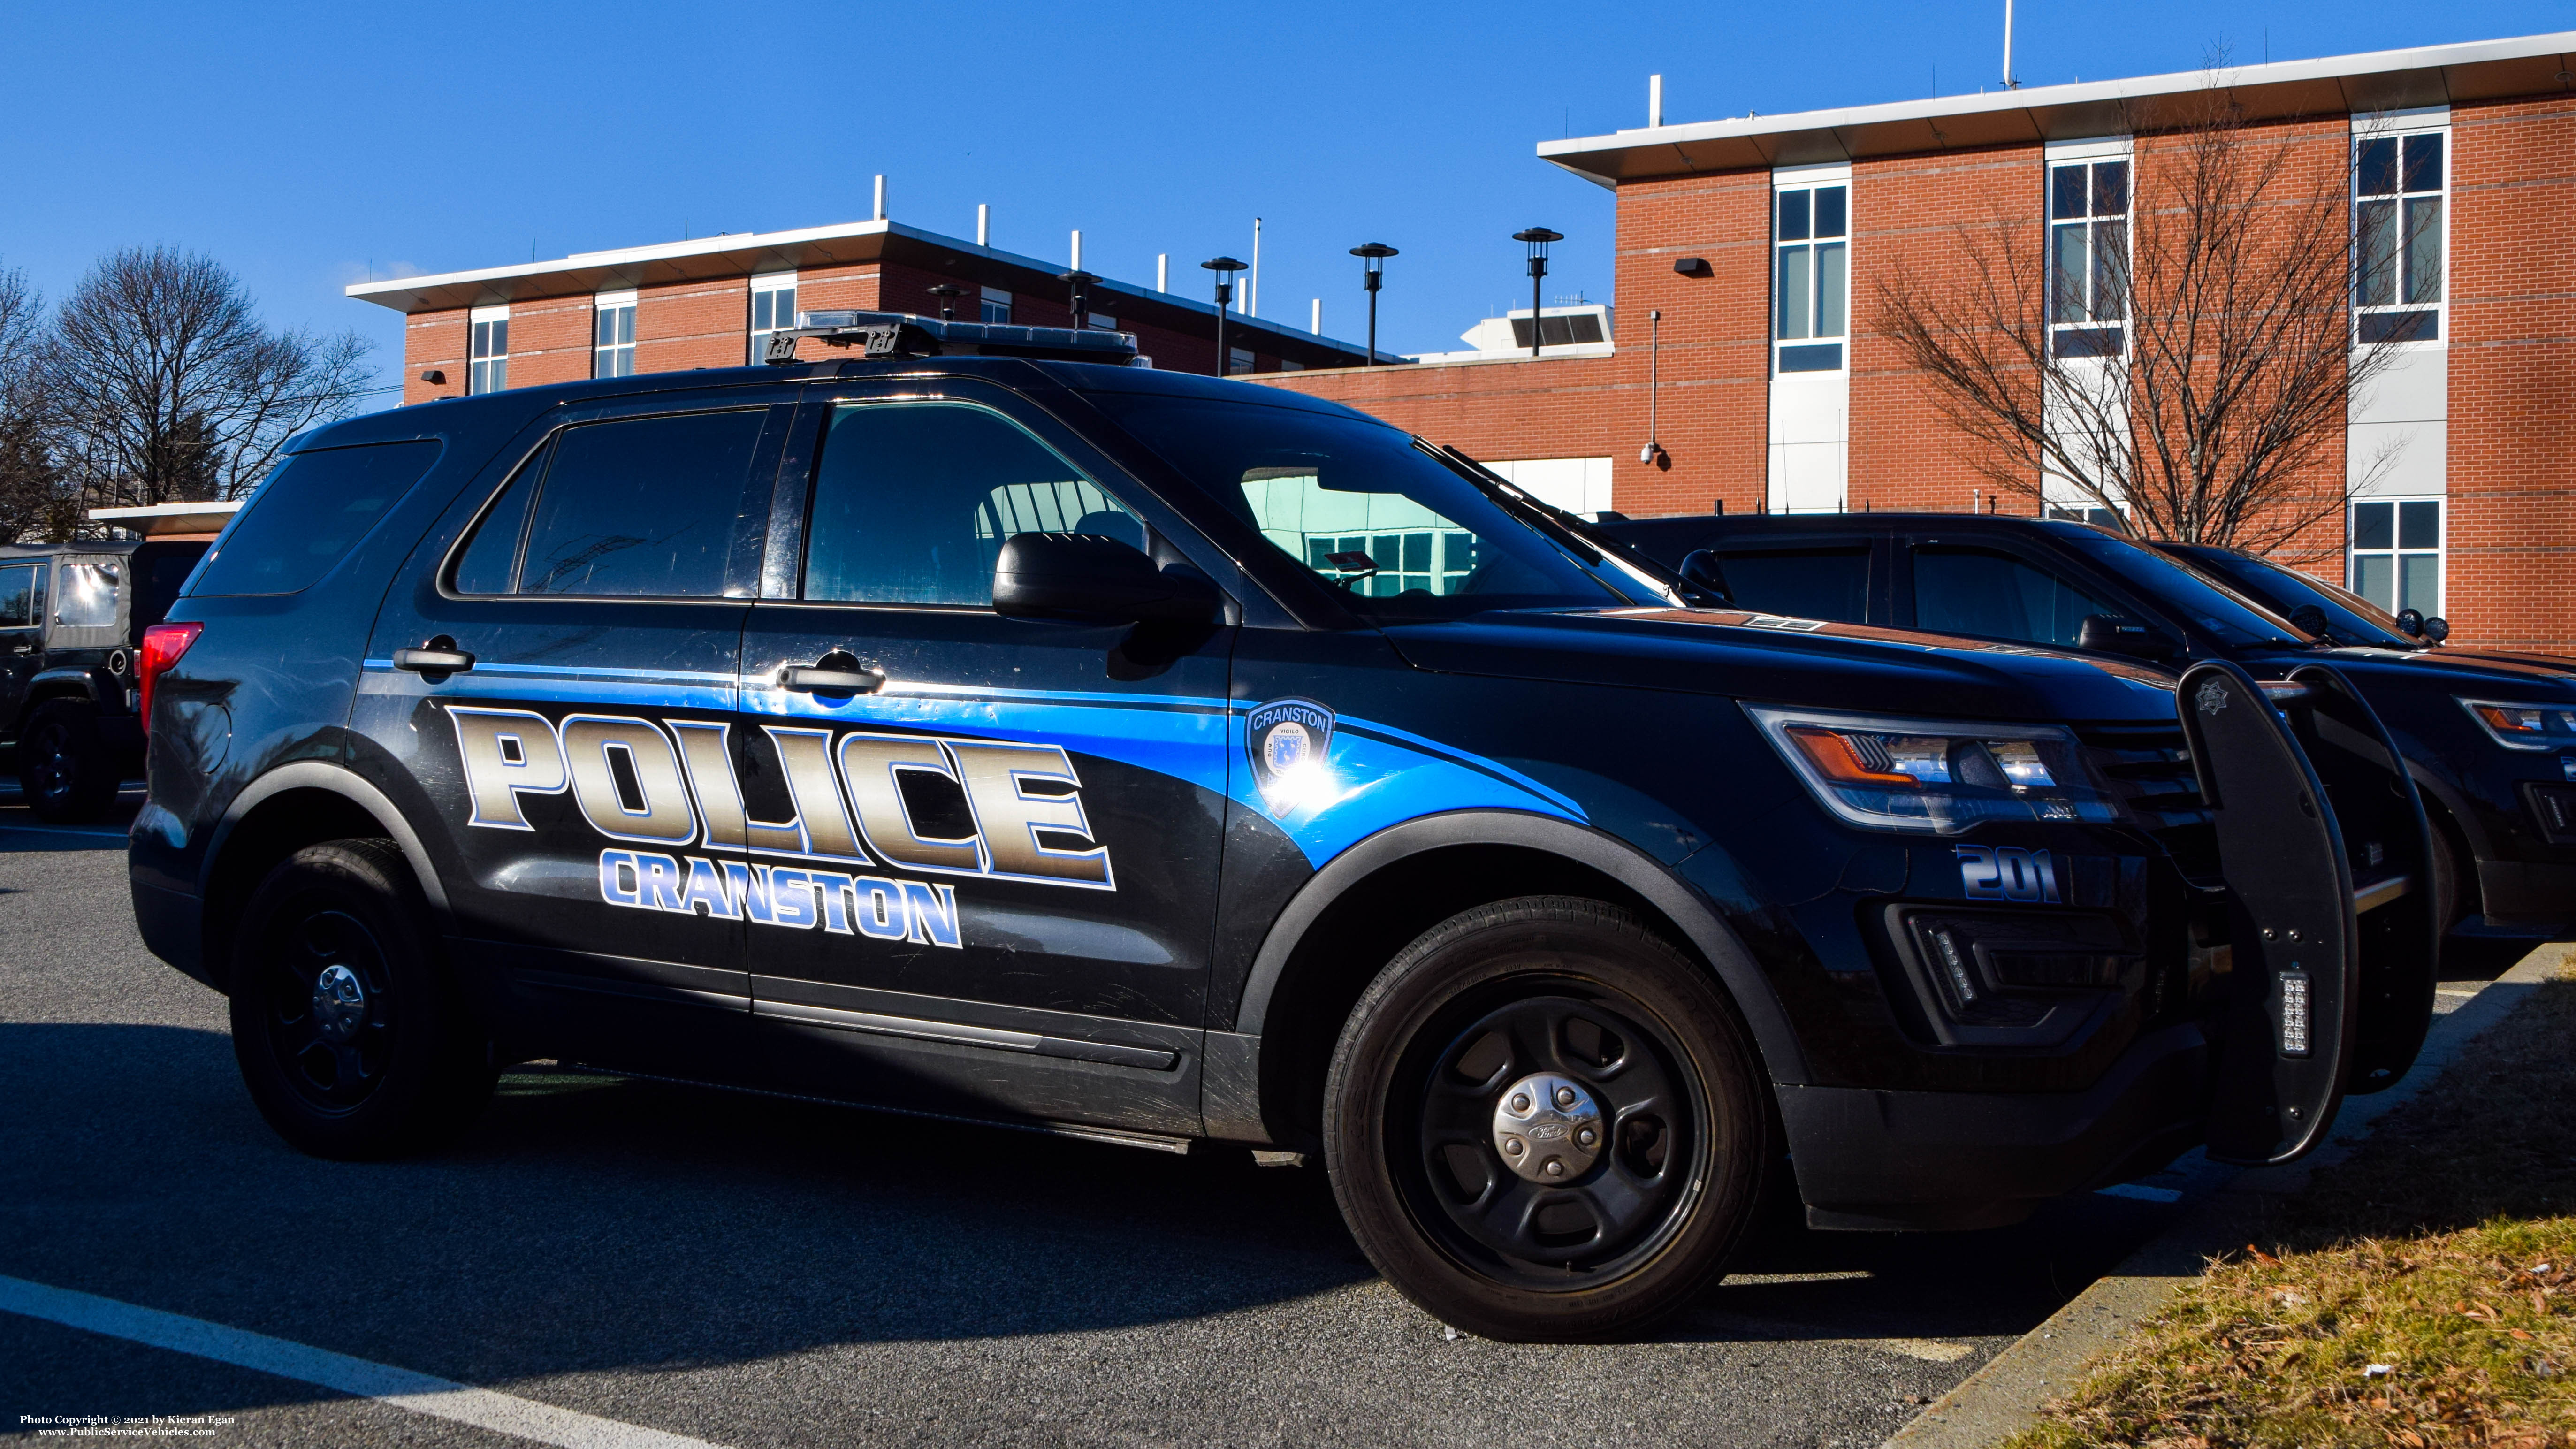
[803,402,1139,606]
[1913,545,2116,647]
[450,437,552,596]
[190,441,442,596]
[517,411,765,597]
[1715,546,1869,622]
[0,564,35,627]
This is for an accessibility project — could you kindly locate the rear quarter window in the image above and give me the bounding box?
[190,441,442,596]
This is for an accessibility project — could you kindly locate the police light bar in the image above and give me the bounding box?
[767,310,1143,366]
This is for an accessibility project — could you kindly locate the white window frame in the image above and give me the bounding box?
[1771,163,1851,377]
[2348,494,2444,617]
[2043,136,2134,361]
[593,290,636,380]
[979,286,1013,325]
[748,272,797,365]
[468,304,510,395]
[2352,108,2450,350]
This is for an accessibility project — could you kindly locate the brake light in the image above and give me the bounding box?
[137,621,202,732]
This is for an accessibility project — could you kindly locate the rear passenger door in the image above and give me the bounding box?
[725,378,1235,1135]
[354,390,791,1069]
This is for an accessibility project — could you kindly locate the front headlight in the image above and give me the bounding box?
[1747,706,2124,835]
[2456,698,2576,752]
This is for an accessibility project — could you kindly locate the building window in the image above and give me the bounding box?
[1773,181,1848,374]
[980,287,1013,324]
[1086,311,1118,332]
[2350,497,2441,616]
[593,291,636,379]
[1227,346,1255,376]
[2045,504,2126,529]
[2050,157,2129,358]
[748,275,796,364]
[2355,127,2445,344]
[468,305,509,394]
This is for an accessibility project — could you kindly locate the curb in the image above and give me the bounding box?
[1884,940,2573,1449]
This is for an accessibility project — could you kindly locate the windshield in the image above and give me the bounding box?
[2159,545,2419,649]
[2050,528,2316,649]
[1083,393,1640,620]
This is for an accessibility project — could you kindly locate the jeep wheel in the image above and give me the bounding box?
[1325,897,1771,1342]
[18,699,120,823]
[229,840,495,1159]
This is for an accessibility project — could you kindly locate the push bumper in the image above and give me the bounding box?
[1779,1021,2209,1232]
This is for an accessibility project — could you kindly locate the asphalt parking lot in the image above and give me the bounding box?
[0,784,2520,1449]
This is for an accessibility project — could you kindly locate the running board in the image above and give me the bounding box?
[542,1061,1197,1154]
[2354,874,2413,915]
[750,998,1181,1071]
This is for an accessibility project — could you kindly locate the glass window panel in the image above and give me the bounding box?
[2356,199,2398,308]
[2398,499,2440,549]
[1713,548,1870,621]
[1777,245,1812,339]
[2357,310,2437,343]
[2091,220,2127,321]
[1776,189,1810,242]
[1777,342,1844,372]
[2399,553,2439,616]
[2092,160,2129,217]
[2402,133,2443,193]
[2052,223,2090,321]
[2356,137,2399,197]
[2403,196,2443,305]
[1813,185,1847,238]
[2351,500,2394,550]
[2352,553,2394,609]
[2053,326,2124,358]
[2051,165,2088,220]
[596,309,616,347]
[1815,242,1847,338]
[0,565,35,627]
[1913,546,2117,648]
[192,442,442,596]
[1401,531,1431,572]
[518,411,763,597]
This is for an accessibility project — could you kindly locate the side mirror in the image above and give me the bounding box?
[2076,614,2178,659]
[992,532,1222,625]
[2395,607,2424,638]
[1676,549,1732,602]
[2288,603,2332,640]
[2422,615,2449,644]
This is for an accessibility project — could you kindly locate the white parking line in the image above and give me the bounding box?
[0,1274,726,1449]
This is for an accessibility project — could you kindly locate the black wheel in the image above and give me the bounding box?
[18,698,119,823]
[228,840,494,1158]
[1325,897,1772,1341]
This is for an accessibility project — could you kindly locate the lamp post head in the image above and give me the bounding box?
[1351,242,1398,262]
[1514,227,1562,279]
[927,283,961,320]
[1201,256,1249,274]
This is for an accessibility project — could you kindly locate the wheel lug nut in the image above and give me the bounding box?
[1503,1138,1524,1156]
[1509,1094,1530,1112]
[1543,1159,1564,1177]
[1577,1128,1596,1148]
[1555,1087,1577,1108]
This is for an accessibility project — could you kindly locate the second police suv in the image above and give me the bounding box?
[130,313,2437,1341]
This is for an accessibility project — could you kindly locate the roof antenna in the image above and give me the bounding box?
[2002,0,2020,89]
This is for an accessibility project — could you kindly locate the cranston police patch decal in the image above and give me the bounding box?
[1247,698,1334,812]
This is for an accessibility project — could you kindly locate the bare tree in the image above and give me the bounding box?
[44,247,375,514]
[1874,83,2398,555]
[0,264,71,544]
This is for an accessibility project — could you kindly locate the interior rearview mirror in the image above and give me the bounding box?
[2076,614,2178,659]
[992,532,1223,626]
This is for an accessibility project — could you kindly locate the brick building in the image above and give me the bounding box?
[1256,33,2576,653]
[348,217,1390,409]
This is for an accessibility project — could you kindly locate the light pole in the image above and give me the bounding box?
[1350,243,1397,366]
[1059,269,1097,330]
[928,283,961,321]
[1202,255,1248,375]
[1513,227,1562,357]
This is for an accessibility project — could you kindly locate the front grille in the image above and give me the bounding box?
[2077,720,2218,880]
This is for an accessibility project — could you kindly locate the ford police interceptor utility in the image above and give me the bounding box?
[130,313,2436,1341]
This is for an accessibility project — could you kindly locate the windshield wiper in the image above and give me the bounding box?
[1419,441,1719,607]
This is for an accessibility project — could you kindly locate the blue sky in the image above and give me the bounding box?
[3,0,2566,396]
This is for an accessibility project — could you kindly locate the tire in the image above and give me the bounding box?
[228,840,495,1159]
[1324,896,1772,1342]
[18,698,120,823]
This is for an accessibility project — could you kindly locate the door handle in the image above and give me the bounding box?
[780,662,884,694]
[393,639,476,674]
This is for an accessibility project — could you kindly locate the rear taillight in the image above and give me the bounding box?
[137,621,202,732]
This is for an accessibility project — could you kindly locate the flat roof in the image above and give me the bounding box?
[345,218,1396,363]
[1539,30,2576,185]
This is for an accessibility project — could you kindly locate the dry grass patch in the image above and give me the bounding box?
[2011,950,2576,1449]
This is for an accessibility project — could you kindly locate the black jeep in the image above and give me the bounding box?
[1,537,207,821]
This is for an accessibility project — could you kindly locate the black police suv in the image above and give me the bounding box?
[130,314,2435,1341]
[1604,512,2576,945]
[1,538,207,821]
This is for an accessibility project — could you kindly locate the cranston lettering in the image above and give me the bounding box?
[447,707,1114,892]
[596,849,963,949]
